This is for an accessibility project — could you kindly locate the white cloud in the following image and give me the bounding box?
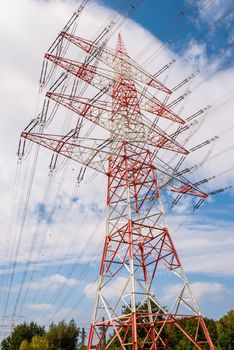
[47,274,78,286]
[161,281,225,305]
[0,0,233,325]
[168,214,234,276]
[183,39,207,68]
[191,281,225,300]
[194,0,233,23]
[27,274,79,290]
[0,0,232,270]
[184,251,234,276]
[84,276,129,300]
[28,303,53,311]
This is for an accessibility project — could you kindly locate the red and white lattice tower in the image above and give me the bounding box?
[20,31,215,349]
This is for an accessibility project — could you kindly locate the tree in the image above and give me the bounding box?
[106,302,220,349]
[1,320,87,350]
[3,311,233,350]
[217,310,234,350]
[19,340,30,350]
[107,301,168,349]
[18,336,49,350]
[169,317,219,350]
[46,319,80,350]
[1,322,45,350]
[204,317,218,347]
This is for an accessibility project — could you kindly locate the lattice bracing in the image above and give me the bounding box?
[20,30,215,350]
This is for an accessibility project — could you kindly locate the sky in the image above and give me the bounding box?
[0,0,234,338]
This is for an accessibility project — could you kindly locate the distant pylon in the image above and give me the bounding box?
[20,30,215,349]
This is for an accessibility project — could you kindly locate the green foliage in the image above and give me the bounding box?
[1,322,45,350]
[106,308,234,350]
[217,310,234,350]
[19,340,30,350]
[1,311,234,349]
[0,320,85,350]
[19,336,49,350]
[204,317,219,346]
[107,300,167,349]
[166,317,218,349]
[46,319,80,350]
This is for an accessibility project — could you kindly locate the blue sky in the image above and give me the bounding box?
[0,0,233,337]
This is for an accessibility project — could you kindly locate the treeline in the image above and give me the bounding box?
[107,310,234,349]
[1,320,86,350]
[1,310,234,349]
[206,310,234,350]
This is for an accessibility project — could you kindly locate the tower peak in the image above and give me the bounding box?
[116,32,128,56]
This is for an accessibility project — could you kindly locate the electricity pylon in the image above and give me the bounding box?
[20,31,215,349]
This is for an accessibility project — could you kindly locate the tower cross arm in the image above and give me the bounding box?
[20,131,112,174]
[46,92,112,131]
[145,95,185,124]
[20,24,216,348]
[153,155,208,198]
[45,90,188,155]
[143,121,189,155]
[45,54,114,90]
[45,53,183,126]
[59,31,172,94]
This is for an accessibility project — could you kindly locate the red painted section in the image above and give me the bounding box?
[20,32,214,350]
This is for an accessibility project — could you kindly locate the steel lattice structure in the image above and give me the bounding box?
[20,23,216,349]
